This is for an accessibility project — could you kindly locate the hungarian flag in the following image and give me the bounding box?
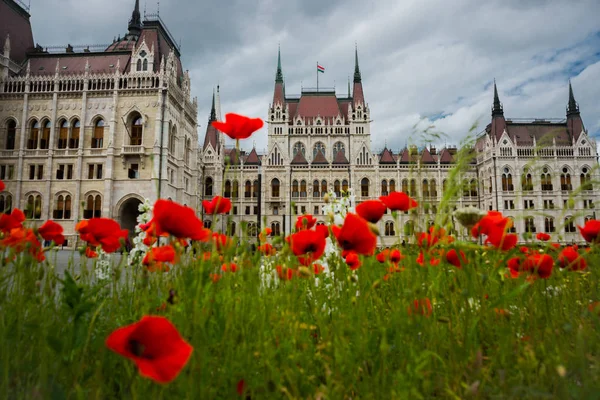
[317,64,325,73]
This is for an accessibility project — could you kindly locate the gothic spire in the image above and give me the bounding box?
[353,44,361,83]
[209,89,217,122]
[275,45,283,83]
[128,0,142,38]
[491,79,504,118]
[567,80,580,117]
[215,84,222,121]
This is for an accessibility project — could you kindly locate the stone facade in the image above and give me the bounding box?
[0,0,199,245]
[200,49,598,246]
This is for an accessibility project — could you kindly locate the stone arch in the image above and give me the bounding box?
[115,194,145,238]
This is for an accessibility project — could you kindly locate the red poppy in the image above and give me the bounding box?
[344,251,361,270]
[105,316,193,384]
[446,249,467,269]
[379,191,418,211]
[143,245,176,272]
[315,223,329,238]
[221,262,238,273]
[85,247,98,258]
[211,113,264,140]
[333,213,377,256]
[536,232,551,241]
[38,220,65,245]
[76,218,128,253]
[295,214,317,231]
[1,227,45,261]
[578,220,600,243]
[313,263,325,274]
[210,273,222,283]
[259,228,272,242]
[202,196,232,216]
[212,233,230,252]
[0,179,4,192]
[356,200,387,223]
[376,248,403,264]
[507,256,522,278]
[0,208,25,233]
[471,211,517,250]
[276,265,296,281]
[258,242,276,256]
[417,226,450,249]
[408,298,432,317]
[287,229,326,266]
[558,246,587,271]
[237,379,247,396]
[522,253,554,279]
[149,200,209,241]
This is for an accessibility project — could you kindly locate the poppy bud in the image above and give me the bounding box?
[371,280,381,290]
[298,266,311,277]
[368,222,380,236]
[324,193,330,204]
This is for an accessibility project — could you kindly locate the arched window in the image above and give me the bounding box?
[409,179,416,197]
[333,142,345,159]
[560,168,572,191]
[92,119,104,148]
[53,194,72,219]
[564,217,576,233]
[130,115,143,145]
[502,172,513,191]
[84,194,102,219]
[28,120,39,149]
[300,180,307,198]
[57,120,68,149]
[70,119,80,148]
[422,179,429,198]
[253,179,259,198]
[313,179,320,198]
[544,217,555,233]
[142,59,148,71]
[581,167,592,191]
[361,178,369,197]
[521,171,533,191]
[169,127,177,154]
[541,168,553,191]
[224,180,232,198]
[185,138,191,165]
[271,178,280,197]
[381,179,388,196]
[463,179,470,197]
[389,179,396,193]
[0,193,13,214]
[232,180,239,199]
[136,59,142,71]
[205,177,213,196]
[5,120,16,150]
[204,220,212,229]
[442,179,447,194]
[40,120,50,149]
[334,180,341,197]
[430,180,437,197]
[245,180,252,198]
[313,142,326,158]
[470,179,478,197]
[271,222,281,236]
[26,194,42,220]
[385,221,395,236]
[292,180,299,198]
[342,179,348,193]
[293,142,305,157]
[246,222,258,237]
[524,217,536,233]
[404,220,414,236]
[321,180,327,196]
[227,221,236,236]
[402,179,408,194]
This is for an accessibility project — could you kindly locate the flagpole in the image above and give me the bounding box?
[316,61,319,92]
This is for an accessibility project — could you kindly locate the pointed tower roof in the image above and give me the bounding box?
[312,149,329,164]
[332,149,349,164]
[245,148,261,165]
[353,45,361,83]
[209,89,217,122]
[275,45,283,83]
[203,91,219,151]
[420,147,435,164]
[273,47,285,106]
[491,80,503,118]
[352,45,365,107]
[438,148,454,164]
[215,85,222,121]
[291,151,309,165]
[379,147,395,164]
[128,0,142,38]
[567,80,580,117]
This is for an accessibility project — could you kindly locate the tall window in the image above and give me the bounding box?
[381,179,388,196]
[342,179,348,193]
[143,59,148,71]
[334,180,341,197]
[28,120,39,149]
[224,180,232,198]
[92,119,104,148]
[70,119,80,148]
[544,217,555,233]
[409,179,416,197]
[390,179,396,193]
[300,180,307,198]
[321,180,327,196]
[292,180,299,198]
[361,178,369,197]
[84,194,102,219]
[313,142,326,158]
[205,177,213,196]
[541,169,553,191]
[293,142,305,157]
[385,221,395,236]
[53,194,72,219]
[525,217,536,233]
[137,59,142,71]
[185,138,191,165]
[521,172,533,192]
[422,179,430,198]
[0,193,13,214]
[560,168,572,191]
[271,222,281,236]
[333,142,345,159]
[58,120,69,149]
[169,128,176,153]
[313,179,320,198]
[502,171,513,191]
[40,121,50,149]
[246,222,258,237]
[245,180,252,198]
[271,178,280,197]
[6,120,16,150]
[581,167,592,191]
[253,180,259,198]
[564,217,576,233]
[402,179,408,193]
[227,221,236,236]
[26,194,42,220]
[470,179,478,197]
[463,179,470,197]
[131,115,143,145]
[430,180,437,197]
[232,180,239,199]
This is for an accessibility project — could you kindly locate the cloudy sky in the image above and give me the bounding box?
[29,0,600,153]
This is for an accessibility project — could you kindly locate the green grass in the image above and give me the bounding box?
[1,238,600,399]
